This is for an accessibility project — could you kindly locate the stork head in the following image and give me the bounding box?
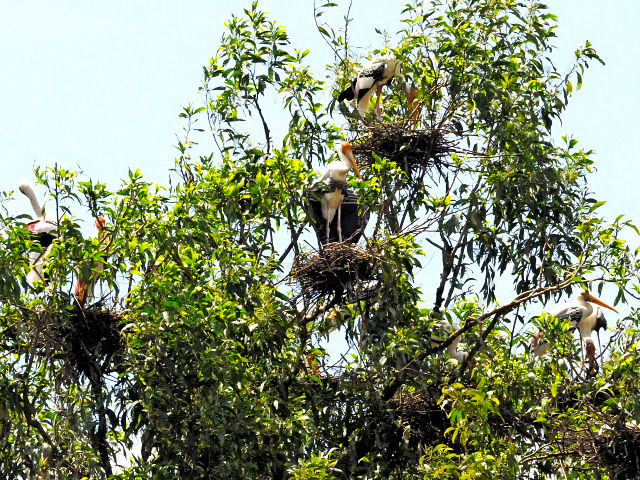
[337,141,362,180]
[95,216,106,230]
[18,182,32,196]
[530,330,548,356]
[579,290,618,313]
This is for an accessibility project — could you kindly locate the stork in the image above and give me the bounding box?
[319,141,362,243]
[553,290,616,346]
[337,54,401,120]
[532,291,617,373]
[431,318,473,365]
[75,217,109,305]
[19,182,57,283]
[530,330,548,357]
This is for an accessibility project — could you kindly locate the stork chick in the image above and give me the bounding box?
[432,318,474,365]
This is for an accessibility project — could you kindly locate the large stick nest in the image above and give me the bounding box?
[578,423,640,479]
[291,242,381,299]
[389,387,452,449]
[352,123,458,180]
[30,304,126,380]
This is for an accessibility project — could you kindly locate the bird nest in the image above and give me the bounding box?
[389,388,452,448]
[291,243,380,299]
[30,304,126,380]
[351,123,457,181]
[577,423,640,479]
[306,189,369,246]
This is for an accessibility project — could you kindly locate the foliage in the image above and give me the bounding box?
[0,0,639,479]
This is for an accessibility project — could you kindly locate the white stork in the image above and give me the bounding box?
[532,291,616,368]
[530,330,548,357]
[337,54,401,119]
[75,217,109,305]
[319,141,362,243]
[431,318,473,364]
[19,182,57,283]
[553,290,616,346]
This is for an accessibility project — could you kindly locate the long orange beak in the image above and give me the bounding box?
[347,150,362,180]
[341,142,362,180]
[586,293,618,313]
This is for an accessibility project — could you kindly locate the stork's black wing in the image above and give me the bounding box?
[306,187,369,245]
[554,306,584,325]
[359,61,386,81]
[595,307,607,332]
[337,79,357,102]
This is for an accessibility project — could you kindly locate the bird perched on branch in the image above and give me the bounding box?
[431,318,474,365]
[318,141,362,243]
[553,290,616,346]
[19,182,57,284]
[75,217,110,305]
[532,291,616,373]
[338,54,402,120]
[530,330,548,357]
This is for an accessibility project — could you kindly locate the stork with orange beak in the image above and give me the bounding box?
[531,291,617,373]
[75,217,110,305]
[553,290,617,345]
[319,141,362,243]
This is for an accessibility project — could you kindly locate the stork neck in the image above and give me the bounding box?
[21,185,42,217]
[577,295,593,315]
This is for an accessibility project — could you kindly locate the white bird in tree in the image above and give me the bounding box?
[532,291,616,373]
[319,141,362,243]
[75,217,110,305]
[431,318,473,364]
[337,54,402,120]
[553,290,616,345]
[19,182,57,283]
[530,330,548,357]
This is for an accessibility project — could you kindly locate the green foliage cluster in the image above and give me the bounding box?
[0,1,639,479]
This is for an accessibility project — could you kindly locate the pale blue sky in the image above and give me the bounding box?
[1,0,636,380]
[2,1,637,223]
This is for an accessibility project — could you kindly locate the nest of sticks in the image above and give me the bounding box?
[30,304,126,380]
[291,242,380,299]
[389,388,452,449]
[579,424,640,479]
[352,123,458,182]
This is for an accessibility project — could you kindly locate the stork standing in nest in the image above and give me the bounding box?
[319,141,362,243]
[338,54,402,120]
[19,182,57,284]
[75,217,110,305]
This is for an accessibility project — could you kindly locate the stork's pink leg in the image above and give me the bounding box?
[337,204,343,242]
[326,218,331,243]
[375,85,383,120]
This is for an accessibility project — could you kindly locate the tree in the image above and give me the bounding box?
[0,0,639,478]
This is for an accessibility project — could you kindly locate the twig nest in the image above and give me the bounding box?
[588,423,640,478]
[291,243,380,299]
[306,188,369,245]
[352,123,456,180]
[389,388,451,448]
[30,304,126,379]
[61,305,126,377]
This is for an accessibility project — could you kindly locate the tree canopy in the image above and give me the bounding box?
[1,1,639,479]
